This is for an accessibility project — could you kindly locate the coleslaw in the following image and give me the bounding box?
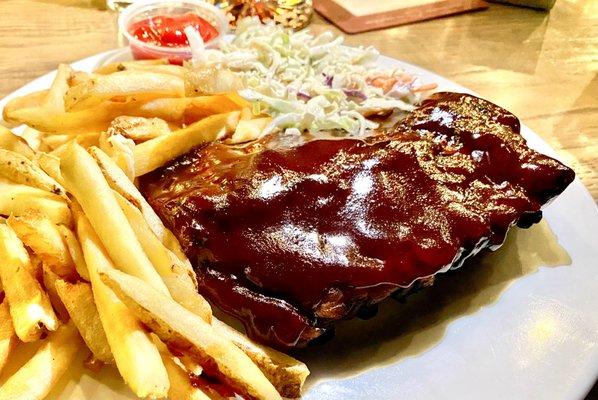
[187,18,436,137]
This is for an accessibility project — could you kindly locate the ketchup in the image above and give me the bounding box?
[128,13,218,64]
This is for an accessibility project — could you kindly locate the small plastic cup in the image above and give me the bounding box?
[118,0,228,65]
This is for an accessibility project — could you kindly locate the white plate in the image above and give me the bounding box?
[1,49,597,400]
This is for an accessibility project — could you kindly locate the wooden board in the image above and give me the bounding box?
[315,0,488,33]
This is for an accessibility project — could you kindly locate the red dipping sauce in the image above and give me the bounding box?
[129,13,218,49]
[127,12,218,65]
[119,0,228,66]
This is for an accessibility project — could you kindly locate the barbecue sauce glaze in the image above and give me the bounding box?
[141,92,574,348]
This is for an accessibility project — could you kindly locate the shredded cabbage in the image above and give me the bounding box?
[188,17,436,137]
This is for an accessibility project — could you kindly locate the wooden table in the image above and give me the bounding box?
[0,0,596,201]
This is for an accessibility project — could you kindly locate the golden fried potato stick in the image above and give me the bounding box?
[35,151,65,188]
[98,132,136,180]
[100,267,281,400]
[2,90,48,126]
[76,213,169,398]
[228,117,271,144]
[107,116,171,142]
[0,299,17,374]
[212,319,309,398]
[0,321,82,400]
[28,254,43,282]
[0,149,67,198]
[95,61,185,78]
[88,145,142,207]
[114,191,212,327]
[113,191,197,290]
[68,70,93,86]
[7,213,75,278]
[89,146,190,266]
[4,99,164,135]
[41,134,71,151]
[64,71,185,111]
[60,143,169,295]
[19,127,48,152]
[42,132,100,151]
[0,223,58,342]
[43,63,73,112]
[182,93,247,125]
[0,180,71,225]
[184,66,244,96]
[0,126,35,160]
[55,279,113,363]
[41,265,70,322]
[134,111,240,176]
[57,225,89,281]
[5,93,243,135]
[93,59,169,74]
[153,338,220,400]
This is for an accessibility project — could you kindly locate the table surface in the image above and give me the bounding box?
[0,0,596,202]
[0,3,596,398]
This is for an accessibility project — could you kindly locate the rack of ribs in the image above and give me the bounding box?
[140,92,575,349]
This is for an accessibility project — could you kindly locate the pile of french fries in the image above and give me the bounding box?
[0,60,306,400]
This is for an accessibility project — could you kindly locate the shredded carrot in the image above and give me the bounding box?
[412,83,438,92]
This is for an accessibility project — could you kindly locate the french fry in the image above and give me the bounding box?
[0,299,17,374]
[0,321,82,400]
[43,63,73,112]
[114,192,196,289]
[178,353,204,376]
[228,117,271,144]
[154,339,218,400]
[107,116,171,142]
[0,149,67,198]
[134,111,240,176]
[93,59,169,75]
[28,254,43,282]
[95,61,185,78]
[113,192,211,326]
[0,223,58,342]
[68,70,93,86]
[2,90,48,126]
[98,133,136,180]
[0,126,35,160]
[89,146,142,208]
[60,143,169,295]
[5,94,242,135]
[184,66,244,96]
[239,107,253,121]
[100,268,281,400]
[212,318,309,398]
[41,134,70,150]
[55,279,113,363]
[7,213,75,278]
[0,180,72,225]
[35,151,65,187]
[20,127,48,152]
[42,132,100,151]
[4,99,165,135]
[57,225,90,281]
[64,71,185,111]
[89,146,191,266]
[161,276,212,324]
[183,94,247,125]
[76,213,169,398]
[41,265,70,322]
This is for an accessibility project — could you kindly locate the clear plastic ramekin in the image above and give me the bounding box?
[118,0,228,65]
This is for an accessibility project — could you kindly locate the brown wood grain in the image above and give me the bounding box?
[0,0,596,200]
